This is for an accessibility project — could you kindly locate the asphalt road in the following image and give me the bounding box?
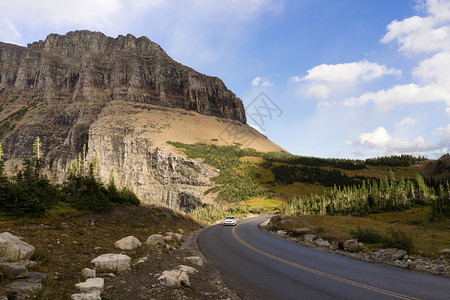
[198,215,450,300]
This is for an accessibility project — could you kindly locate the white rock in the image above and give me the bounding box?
[163,235,173,242]
[304,234,316,243]
[438,249,450,255]
[178,265,197,275]
[71,291,101,300]
[114,236,141,250]
[82,268,96,279]
[183,256,203,266]
[0,232,35,262]
[75,278,104,293]
[276,230,287,236]
[145,234,165,246]
[314,238,331,248]
[173,233,183,240]
[91,254,131,274]
[158,270,190,287]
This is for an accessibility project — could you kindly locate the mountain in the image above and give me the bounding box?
[0,30,284,210]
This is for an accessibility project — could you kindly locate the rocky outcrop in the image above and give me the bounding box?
[0,233,47,300]
[0,30,268,210]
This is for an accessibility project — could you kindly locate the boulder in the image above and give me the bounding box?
[0,232,35,262]
[183,256,203,266]
[158,269,190,287]
[276,230,287,236]
[82,268,96,279]
[163,235,173,242]
[75,278,104,293]
[4,281,42,300]
[371,248,407,262]
[145,234,165,246]
[338,239,360,252]
[314,238,331,248]
[114,236,141,250]
[0,262,29,279]
[303,234,316,243]
[437,249,450,255]
[91,254,131,274]
[71,291,101,300]
[178,265,198,275]
[16,272,47,283]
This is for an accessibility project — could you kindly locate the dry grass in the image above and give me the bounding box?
[274,207,450,258]
[0,204,202,299]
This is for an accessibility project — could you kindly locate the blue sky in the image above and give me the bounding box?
[1,0,450,159]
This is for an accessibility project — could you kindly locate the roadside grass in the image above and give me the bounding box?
[240,196,285,209]
[0,204,202,299]
[274,207,450,257]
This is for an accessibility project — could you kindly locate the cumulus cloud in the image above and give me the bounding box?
[381,0,450,55]
[412,51,450,85]
[347,126,436,154]
[292,60,400,83]
[343,83,450,110]
[251,77,273,87]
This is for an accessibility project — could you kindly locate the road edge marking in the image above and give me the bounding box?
[232,218,420,300]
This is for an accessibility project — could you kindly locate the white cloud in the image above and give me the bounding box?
[395,117,418,128]
[294,60,400,83]
[343,83,450,110]
[413,51,450,85]
[306,84,330,100]
[381,0,450,55]
[434,124,450,142]
[347,126,436,154]
[251,76,273,87]
[0,18,21,43]
[0,0,121,33]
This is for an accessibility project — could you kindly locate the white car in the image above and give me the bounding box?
[223,216,237,226]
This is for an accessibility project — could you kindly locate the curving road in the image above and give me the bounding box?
[198,215,450,300]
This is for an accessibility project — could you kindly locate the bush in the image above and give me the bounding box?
[382,228,415,252]
[350,227,384,244]
[350,226,415,252]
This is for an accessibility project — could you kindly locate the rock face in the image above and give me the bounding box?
[0,30,286,210]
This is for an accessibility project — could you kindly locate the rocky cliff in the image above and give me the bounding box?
[0,30,283,210]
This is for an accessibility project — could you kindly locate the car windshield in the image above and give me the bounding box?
[225,216,235,219]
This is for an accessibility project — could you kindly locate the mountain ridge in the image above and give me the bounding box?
[0,30,284,209]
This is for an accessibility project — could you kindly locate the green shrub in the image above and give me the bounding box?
[350,227,384,244]
[382,228,415,252]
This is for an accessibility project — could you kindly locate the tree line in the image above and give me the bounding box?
[0,138,139,218]
[280,170,449,220]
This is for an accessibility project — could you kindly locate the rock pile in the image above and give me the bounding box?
[70,229,199,299]
[265,217,450,277]
[0,232,47,300]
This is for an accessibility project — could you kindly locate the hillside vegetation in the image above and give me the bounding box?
[169,142,450,253]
